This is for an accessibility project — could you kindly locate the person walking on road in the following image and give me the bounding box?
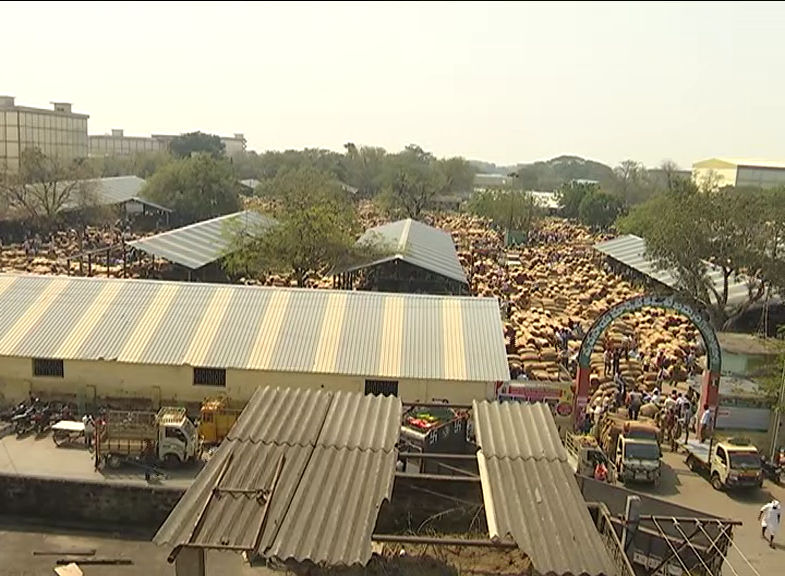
[83,415,95,450]
[759,500,781,548]
[698,404,713,443]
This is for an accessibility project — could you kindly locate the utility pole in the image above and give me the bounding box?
[770,358,785,459]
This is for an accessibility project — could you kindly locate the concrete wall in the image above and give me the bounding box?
[0,357,492,406]
[0,473,184,532]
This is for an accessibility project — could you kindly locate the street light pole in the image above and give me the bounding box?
[770,358,785,460]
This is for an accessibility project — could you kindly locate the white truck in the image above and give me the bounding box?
[564,432,617,483]
[683,437,763,491]
[95,407,202,469]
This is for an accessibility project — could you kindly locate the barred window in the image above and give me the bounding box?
[365,379,398,397]
[32,358,64,378]
[193,367,226,387]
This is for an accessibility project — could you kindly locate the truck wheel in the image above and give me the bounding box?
[164,453,181,469]
[711,473,723,491]
[686,455,695,472]
[107,454,122,469]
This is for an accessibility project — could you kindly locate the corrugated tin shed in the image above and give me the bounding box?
[593,234,769,309]
[693,157,785,170]
[335,219,468,285]
[0,274,509,382]
[154,386,402,566]
[44,176,168,213]
[473,401,618,576]
[127,210,277,270]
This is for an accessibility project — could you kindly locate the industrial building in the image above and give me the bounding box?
[332,218,470,295]
[0,96,89,171]
[692,157,785,190]
[0,274,509,406]
[89,130,247,157]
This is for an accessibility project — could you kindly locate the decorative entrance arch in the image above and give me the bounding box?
[574,294,722,429]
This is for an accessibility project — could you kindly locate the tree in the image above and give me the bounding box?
[343,142,387,198]
[556,180,599,219]
[169,132,226,159]
[0,148,99,222]
[435,157,475,197]
[141,154,241,224]
[377,144,445,219]
[613,159,653,205]
[578,189,624,229]
[618,182,770,329]
[225,167,383,286]
[468,189,541,234]
[89,151,173,179]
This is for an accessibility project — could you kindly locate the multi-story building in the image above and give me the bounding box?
[89,130,247,158]
[0,96,89,172]
[88,129,166,157]
[692,157,785,190]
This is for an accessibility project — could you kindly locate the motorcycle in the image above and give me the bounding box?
[761,455,783,485]
[12,407,36,436]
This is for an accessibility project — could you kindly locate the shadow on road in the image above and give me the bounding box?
[726,486,774,505]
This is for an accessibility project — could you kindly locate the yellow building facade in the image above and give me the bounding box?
[692,157,785,190]
[0,96,89,171]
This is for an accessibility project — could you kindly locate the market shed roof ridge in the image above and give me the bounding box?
[0,273,510,382]
[593,234,778,310]
[473,400,618,576]
[334,218,468,285]
[127,210,276,270]
[154,386,402,566]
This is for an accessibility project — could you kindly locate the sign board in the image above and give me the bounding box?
[497,381,574,418]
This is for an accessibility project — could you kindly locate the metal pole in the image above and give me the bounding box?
[621,495,640,554]
[371,534,517,548]
[770,358,785,459]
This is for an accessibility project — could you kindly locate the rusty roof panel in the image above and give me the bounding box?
[472,401,567,460]
[155,386,402,567]
[473,400,618,576]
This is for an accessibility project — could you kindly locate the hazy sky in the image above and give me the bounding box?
[4,1,784,168]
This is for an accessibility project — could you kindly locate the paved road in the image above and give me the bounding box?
[633,449,785,576]
[0,430,200,488]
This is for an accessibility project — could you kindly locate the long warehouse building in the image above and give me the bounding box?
[0,274,510,405]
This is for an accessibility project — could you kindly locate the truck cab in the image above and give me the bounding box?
[157,407,201,464]
[616,436,662,486]
[199,396,242,445]
[709,440,763,491]
[565,433,616,483]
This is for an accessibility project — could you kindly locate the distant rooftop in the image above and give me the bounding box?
[693,158,785,170]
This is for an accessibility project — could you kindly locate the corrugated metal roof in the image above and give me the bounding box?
[473,401,618,576]
[0,274,509,382]
[42,176,161,212]
[693,157,785,170]
[154,386,401,566]
[337,219,468,285]
[127,210,277,270]
[593,234,770,310]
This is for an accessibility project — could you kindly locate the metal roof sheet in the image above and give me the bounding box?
[693,157,785,170]
[593,234,771,310]
[0,274,509,382]
[154,386,401,566]
[127,210,277,270]
[473,401,618,576]
[339,219,468,285]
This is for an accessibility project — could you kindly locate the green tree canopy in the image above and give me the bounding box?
[468,189,541,233]
[617,180,777,328]
[141,154,241,224]
[225,167,384,287]
[377,144,446,219]
[578,189,624,229]
[555,180,599,219]
[169,132,226,159]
